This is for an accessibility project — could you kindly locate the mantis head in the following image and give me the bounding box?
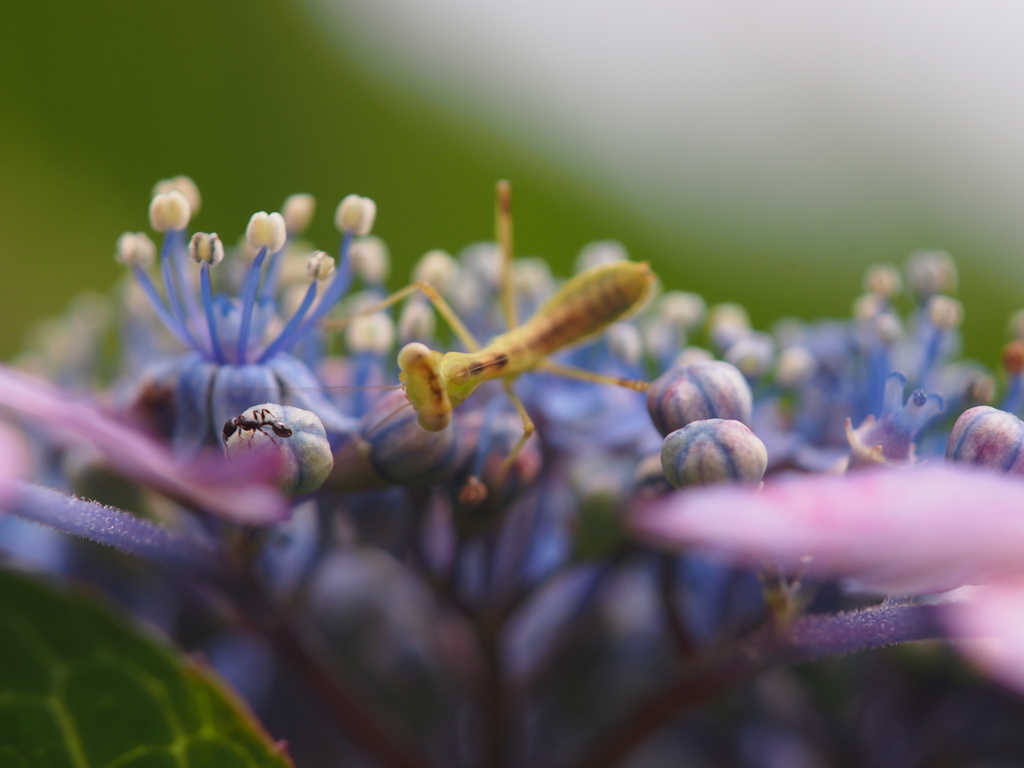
[397,342,453,431]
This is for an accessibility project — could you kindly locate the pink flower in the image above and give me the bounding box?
[628,465,1024,690]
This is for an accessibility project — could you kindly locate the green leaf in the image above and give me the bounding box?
[0,568,293,768]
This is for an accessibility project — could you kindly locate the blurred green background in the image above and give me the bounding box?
[1,2,1017,363]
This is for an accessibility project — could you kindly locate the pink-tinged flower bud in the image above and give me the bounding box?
[946,406,1024,474]
[661,418,767,489]
[647,361,752,437]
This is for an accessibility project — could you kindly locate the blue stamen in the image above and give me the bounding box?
[130,265,191,347]
[920,325,944,388]
[235,246,268,363]
[259,243,287,300]
[257,280,319,363]
[199,264,227,364]
[299,232,354,331]
[473,398,506,478]
[170,229,203,331]
[1003,374,1024,415]
[159,231,201,352]
[864,344,890,418]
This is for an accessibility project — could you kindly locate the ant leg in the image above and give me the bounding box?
[496,380,535,487]
[495,180,517,331]
[322,281,483,352]
[537,358,650,392]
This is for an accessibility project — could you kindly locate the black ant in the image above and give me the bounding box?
[222,407,294,444]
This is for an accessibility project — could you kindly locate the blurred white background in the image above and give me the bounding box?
[311,0,1024,351]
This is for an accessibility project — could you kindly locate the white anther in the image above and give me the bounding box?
[853,293,887,323]
[657,291,706,330]
[672,346,715,367]
[246,211,287,252]
[148,191,192,232]
[188,232,224,266]
[281,193,315,234]
[607,322,643,366]
[335,194,377,236]
[905,250,958,297]
[708,303,750,350]
[513,257,555,303]
[306,250,336,281]
[413,249,459,293]
[863,264,902,297]
[398,300,436,342]
[575,240,627,273]
[873,312,904,345]
[114,231,156,268]
[350,236,390,285]
[927,294,964,330]
[776,345,816,388]
[152,176,201,217]
[346,312,395,355]
[1008,309,1024,340]
[724,333,775,378]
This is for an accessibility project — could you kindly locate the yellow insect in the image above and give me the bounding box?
[327,181,655,479]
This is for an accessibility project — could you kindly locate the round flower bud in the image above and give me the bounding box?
[647,361,753,437]
[335,194,377,236]
[148,191,192,232]
[152,176,201,216]
[222,403,333,496]
[114,232,156,268]
[188,232,224,266]
[246,211,287,252]
[661,419,767,489]
[282,193,316,234]
[946,406,1024,474]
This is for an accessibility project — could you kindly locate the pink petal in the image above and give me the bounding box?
[0,365,288,525]
[629,465,1024,594]
[946,579,1024,693]
[0,420,29,503]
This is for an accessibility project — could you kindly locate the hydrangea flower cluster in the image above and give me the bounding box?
[6,177,1024,767]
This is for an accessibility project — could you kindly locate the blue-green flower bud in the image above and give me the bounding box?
[946,406,1024,474]
[647,361,752,437]
[222,403,333,496]
[661,418,767,489]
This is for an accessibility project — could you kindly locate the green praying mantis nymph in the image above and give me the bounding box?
[326,181,655,482]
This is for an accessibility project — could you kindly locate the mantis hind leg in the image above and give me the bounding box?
[323,280,483,352]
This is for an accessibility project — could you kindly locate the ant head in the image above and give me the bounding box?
[397,342,452,432]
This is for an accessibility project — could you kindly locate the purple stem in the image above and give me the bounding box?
[6,482,221,575]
